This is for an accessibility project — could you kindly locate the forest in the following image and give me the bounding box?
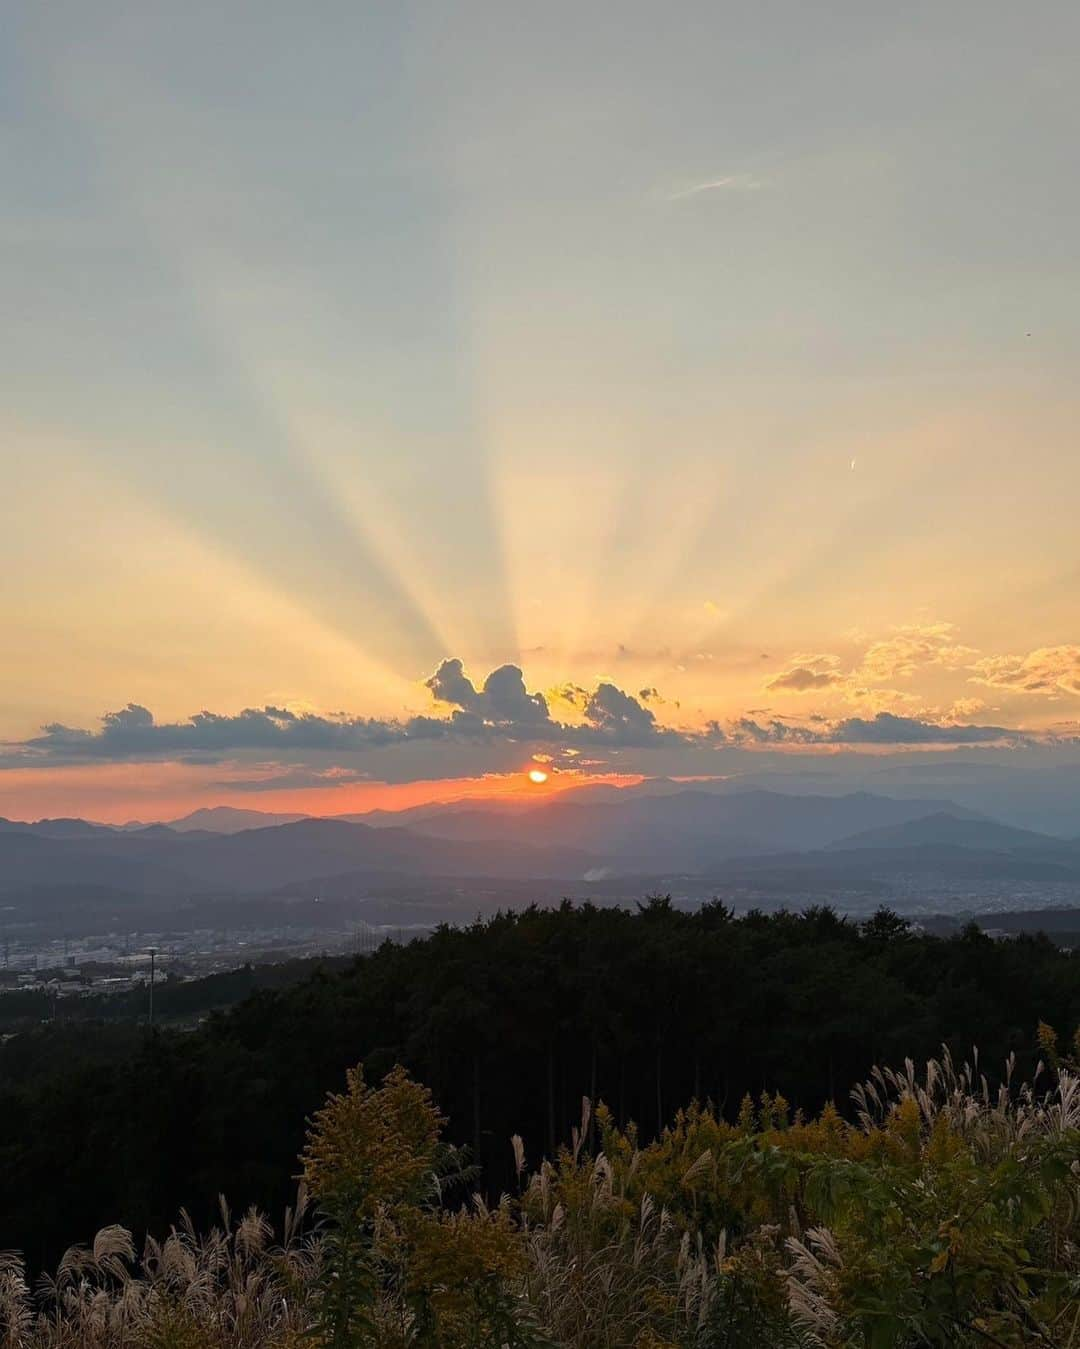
[3,899,1080,1284]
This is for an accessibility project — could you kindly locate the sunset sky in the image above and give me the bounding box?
[3,2,1079,822]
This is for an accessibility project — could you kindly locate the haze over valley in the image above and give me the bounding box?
[5,779,1080,979]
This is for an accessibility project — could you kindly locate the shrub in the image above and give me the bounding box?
[3,1041,1080,1347]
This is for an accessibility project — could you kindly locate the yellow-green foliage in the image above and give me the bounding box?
[519,1043,1080,1346]
[5,1042,1080,1348]
[300,1064,444,1220]
[300,1063,533,1348]
[399,1204,526,1332]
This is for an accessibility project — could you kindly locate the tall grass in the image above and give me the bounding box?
[2,1040,1079,1347]
[0,1197,318,1348]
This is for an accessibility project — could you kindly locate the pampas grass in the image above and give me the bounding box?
[1,1194,318,1348]
[3,1046,1080,1347]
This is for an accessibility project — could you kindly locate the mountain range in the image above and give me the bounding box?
[3,788,1079,910]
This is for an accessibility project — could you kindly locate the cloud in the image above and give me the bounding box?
[426,658,550,727]
[424,658,479,712]
[858,623,977,682]
[0,648,1040,780]
[970,646,1080,698]
[8,705,430,766]
[668,174,764,201]
[2,661,693,769]
[946,697,987,720]
[765,624,981,706]
[582,683,671,746]
[765,665,846,693]
[548,683,590,711]
[103,703,155,730]
[842,686,923,713]
[829,712,1018,745]
[765,652,850,695]
[218,766,373,793]
[429,661,678,748]
[731,711,1021,746]
[480,665,550,725]
[731,717,821,745]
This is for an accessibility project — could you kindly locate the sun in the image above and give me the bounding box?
[528,768,549,785]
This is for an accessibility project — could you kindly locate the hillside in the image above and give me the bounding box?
[6,791,1080,939]
[386,789,991,863]
[0,815,597,896]
[4,899,1080,1275]
[827,811,1065,853]
[0,789,995,897]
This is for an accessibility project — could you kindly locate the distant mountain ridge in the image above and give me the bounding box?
[0,815,595,895]
[164,806,311,834]
[0,817,118,839]
[826,813,1063,854]
[389,789,993,870]
[2,791,1076,923]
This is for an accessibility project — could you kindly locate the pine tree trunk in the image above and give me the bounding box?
[655,1043,663,1137]
[590,1040,598,1151]
[473,1053,481,1156]
[547,1043,556,1157]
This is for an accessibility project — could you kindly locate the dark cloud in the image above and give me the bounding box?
[426,659,550,726]
[581,682,674,747]
[424,659,480,712]
[830,712,1019,745]
[103,703,155,730]
[765,666,846,693]
[426,662,674,747]
[732,712,1021,746]
[9,705,428,765]
[0,662,1030,774]
[731,717,822,745]
[216,766,373,793]
[2,661,690,768]
[477,664,550,725]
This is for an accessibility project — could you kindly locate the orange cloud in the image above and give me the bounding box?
[970,646,1080,698]
[858,623,977,682]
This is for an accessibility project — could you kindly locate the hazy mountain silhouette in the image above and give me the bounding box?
[0,816,117,839]
[0,816,596,895]
[164,806,311,834]
[150,779,721,835]
[4,791,1077,922]
[0,829,195,894]
[826,812,1064,854]
[395,789,991,869]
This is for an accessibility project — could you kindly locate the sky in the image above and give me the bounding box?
[2,1,1079,823]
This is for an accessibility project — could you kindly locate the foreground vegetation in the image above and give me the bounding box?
[3,1030,1080,1347]
[5,901,1080,1270]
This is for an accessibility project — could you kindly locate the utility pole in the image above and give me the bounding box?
[147,947,158,1028]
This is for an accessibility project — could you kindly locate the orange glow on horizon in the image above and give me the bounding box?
[0,760,646,825]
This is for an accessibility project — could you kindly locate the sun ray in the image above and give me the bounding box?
[34,22,503,676]
[3,432,416,725]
